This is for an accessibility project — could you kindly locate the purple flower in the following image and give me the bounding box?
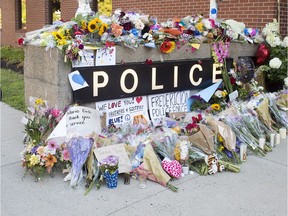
[47,140,58,151]
[78,44,84,50]
[31,146,38,154]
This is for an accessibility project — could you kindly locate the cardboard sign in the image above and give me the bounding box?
[148,90,191,125]
[95,96,150,126]
[94,144,132,173]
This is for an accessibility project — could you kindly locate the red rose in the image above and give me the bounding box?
[18,38,25,46]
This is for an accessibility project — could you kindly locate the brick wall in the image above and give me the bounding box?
[0,0,25,46]
[280,0,287,36]
[1,0,287,46]
[61,0,287,35]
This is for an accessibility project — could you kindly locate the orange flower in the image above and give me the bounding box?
[111,23,123,37]
[160,41,176,53]
[45,154,57,168]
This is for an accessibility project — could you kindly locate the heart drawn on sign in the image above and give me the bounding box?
[72,74,85,86]
[135,96,142,104]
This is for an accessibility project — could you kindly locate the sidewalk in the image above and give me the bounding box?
[1,102,287,216]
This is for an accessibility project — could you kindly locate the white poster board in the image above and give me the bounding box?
[148,90,191,125]
[66,106,101,136]
[95,96,150,126]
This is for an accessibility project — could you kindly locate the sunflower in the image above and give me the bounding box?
[211,103,221,111]
[160,41,176,54]
[81,20,87,30]
[52,30,67,46]
[98,23,108,36]
[88,19,99,33]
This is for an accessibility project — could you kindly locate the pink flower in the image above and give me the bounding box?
[47,140,58,151]
[62,149,70,161]
[50,109,61,118]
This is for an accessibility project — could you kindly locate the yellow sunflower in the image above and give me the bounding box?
[211,103,221,111]
[52,30,67,46]
[88,19,99,33]
[98,23,108,36]
[81,20,87,30]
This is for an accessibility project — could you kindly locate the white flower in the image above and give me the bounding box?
[203,19,212,29]
[269,57,282,69]
[282,36,288,48]
[225,19,245,34]
[134,20,144,30]
[266,34,281,47]
[214,90,223,98]
[284,77,288,88]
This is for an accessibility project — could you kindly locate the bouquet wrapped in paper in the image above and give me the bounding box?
[255,97,276,130]
[133,144,177,192]
[206,117,236,151]
[206,116,240,164]
[67,136,94,188]
[148,126,178,160]
[187,123,215,155]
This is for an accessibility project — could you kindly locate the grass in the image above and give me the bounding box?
[0,46,24,66]
[0,69,26,111]
[0,46,26,111]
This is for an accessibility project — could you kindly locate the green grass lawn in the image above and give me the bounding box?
[0,69,26,111]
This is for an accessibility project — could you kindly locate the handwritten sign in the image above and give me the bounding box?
[66,106,101,136]
[148,90,191,125]
[95,47,116,66]
[95,96,150,126]
[94,144,132,173]
[72,49,95,67]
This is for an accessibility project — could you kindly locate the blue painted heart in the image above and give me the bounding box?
[72,74,85,85]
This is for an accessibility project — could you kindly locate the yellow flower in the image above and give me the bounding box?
[35,98,44,106]
[211,103,221,111]
[218,134,224,143]
[98,23,108,36]
[81,20,87,29]
[29,154,40,166]
[52,31,67,46]
[219,145,225,151]
[195,22,204,32]
[221,90,228,97]
[88,20,99,33]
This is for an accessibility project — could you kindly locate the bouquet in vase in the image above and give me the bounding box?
[99,155,119,189]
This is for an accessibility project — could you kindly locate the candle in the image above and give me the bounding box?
[270,133,275,147]
[279,128,287,139]
[240,144,247,162]
[275,133,281,145]
[259,137,266,150]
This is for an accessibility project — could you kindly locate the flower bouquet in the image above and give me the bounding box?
[185,114,215,155]
[21,97,66,181]
[99,155,119,189]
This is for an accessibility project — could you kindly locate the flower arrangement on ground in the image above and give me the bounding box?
[98,155,119,189]
[21,97,69,180]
